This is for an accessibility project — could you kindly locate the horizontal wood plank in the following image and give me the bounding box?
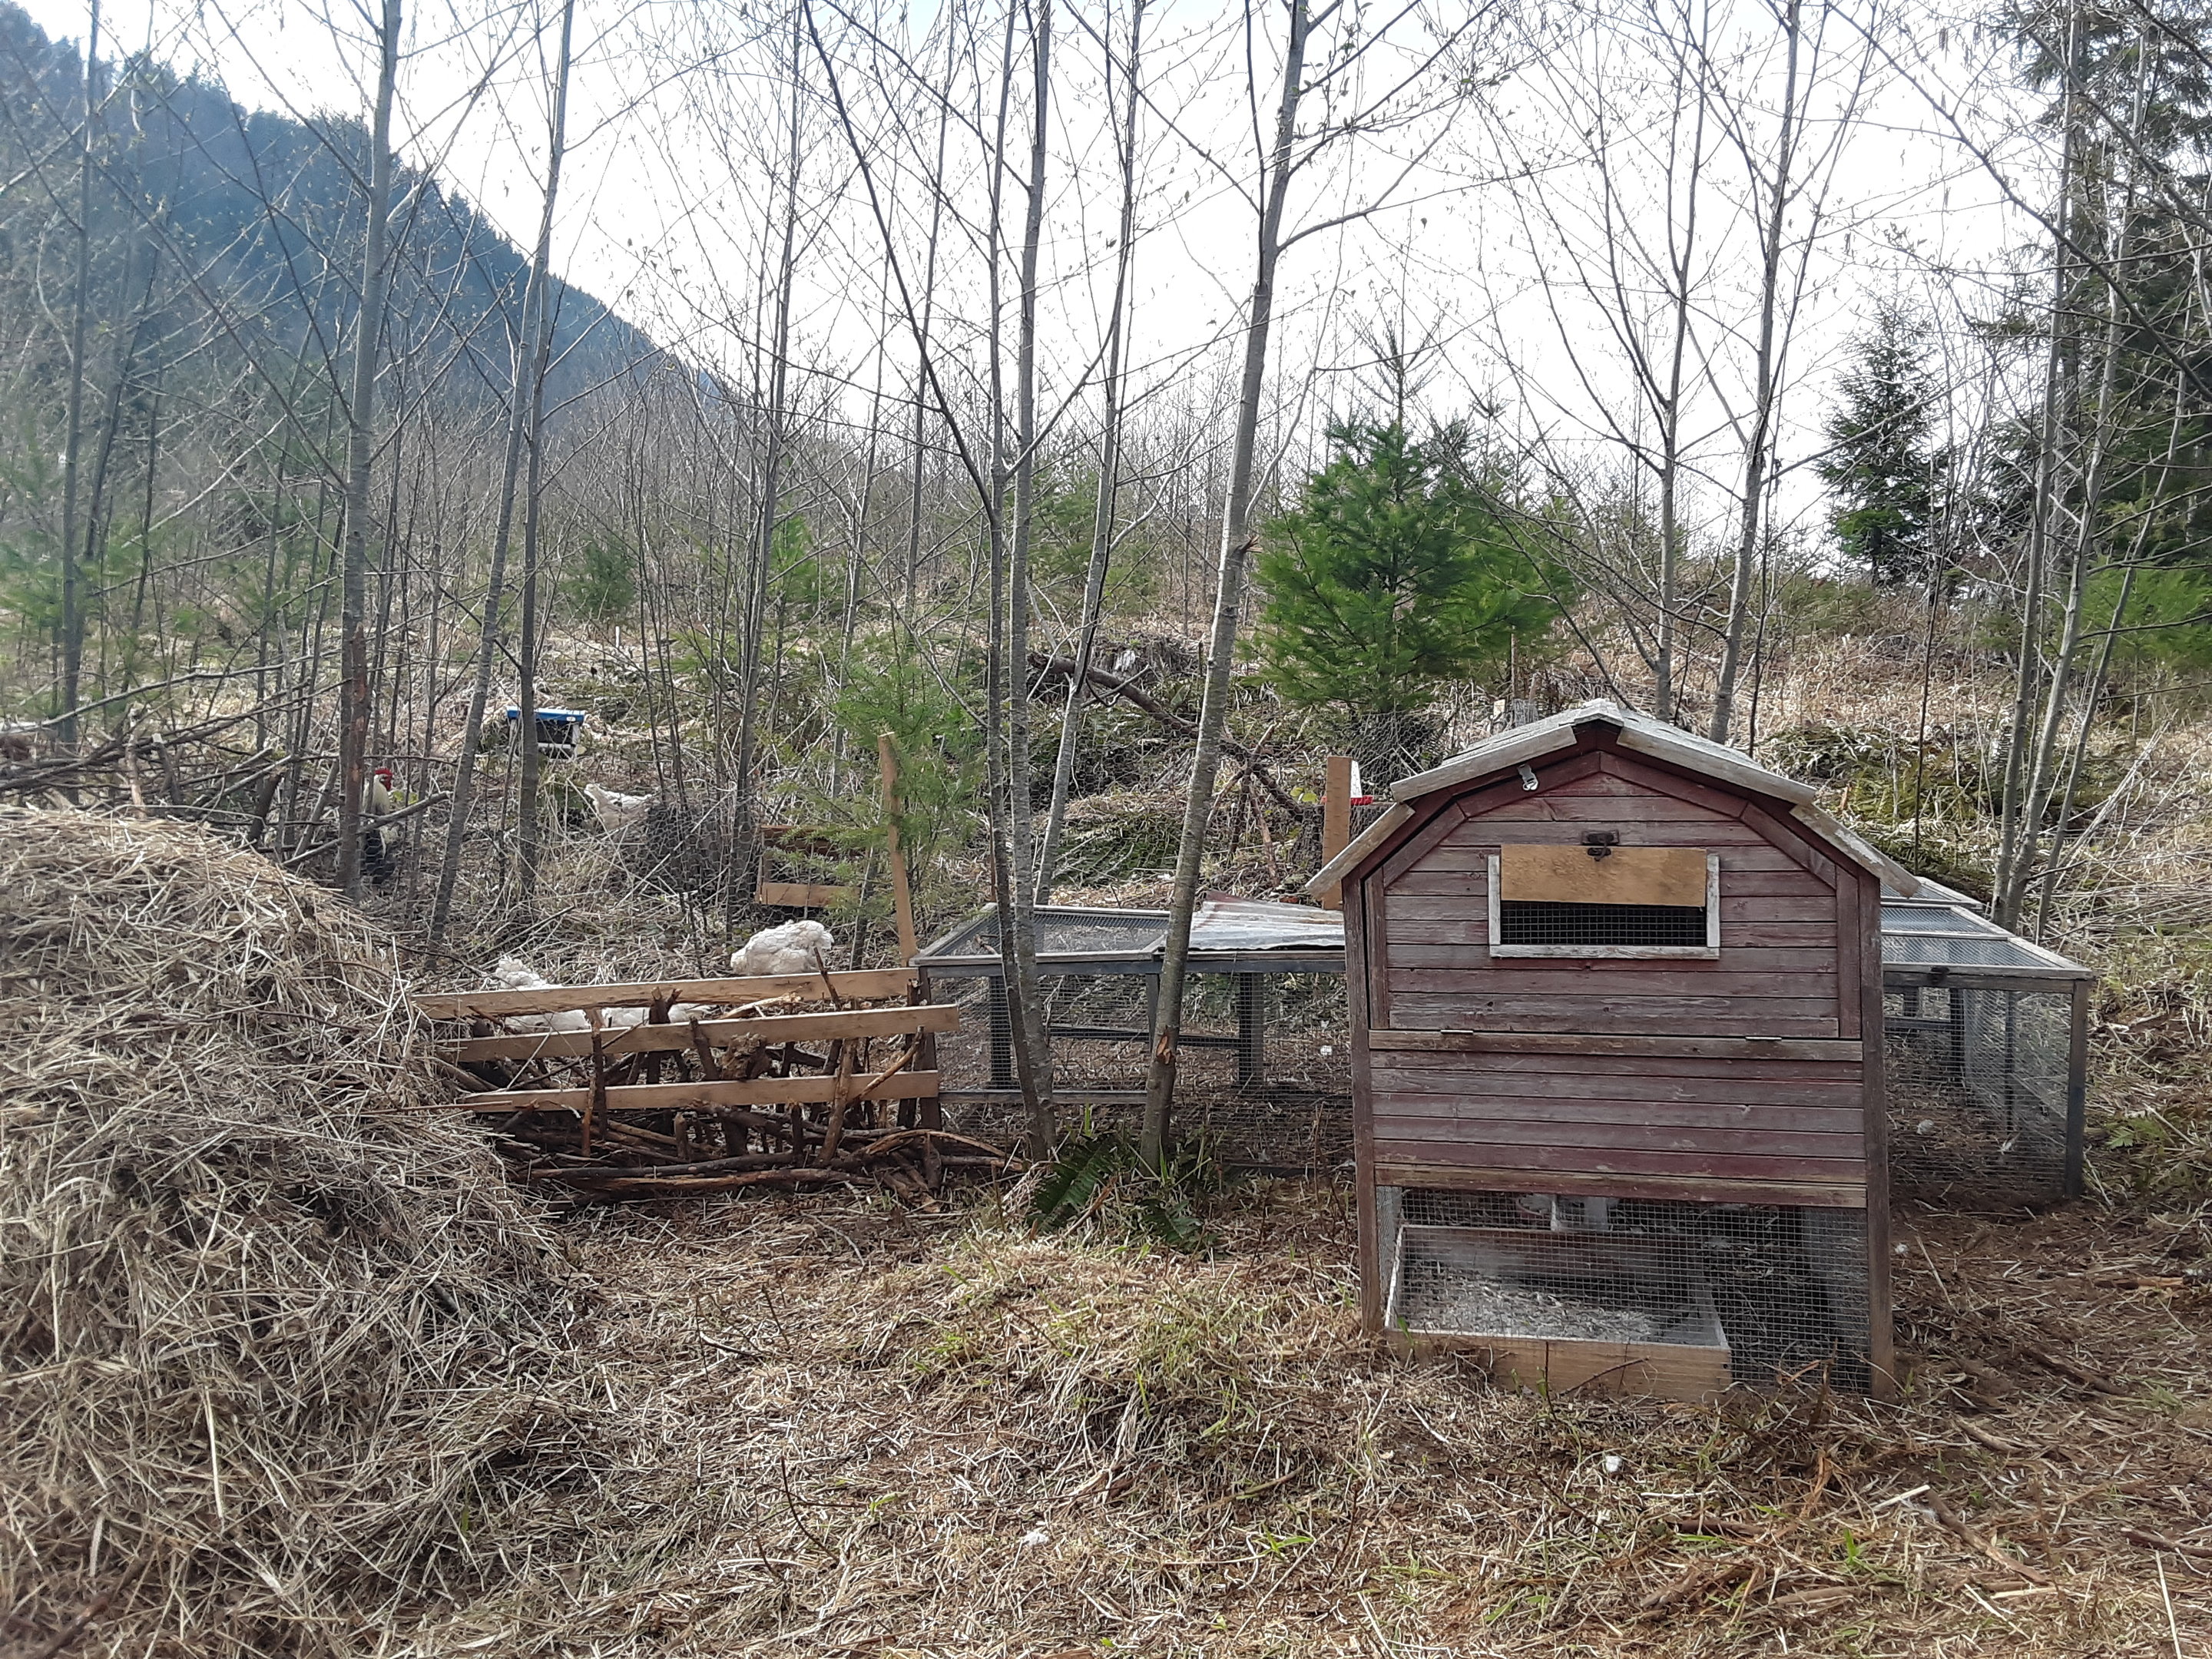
[444,1071,942,1113]
[441,1002,963,1062]
[1499,843,1708,906]
[1365,1028,1863,1061]
[1388,1333,1730,1401]
[1369,1068,1863,1108]
[1385,947,1837,982]
[1373,1161,1867,1209]
[1370,1105,1864,1150]
[1385,996,1841,1038]
[1369,1137,1865,1184]
[756,879,851,907]
[412,966,917,1020]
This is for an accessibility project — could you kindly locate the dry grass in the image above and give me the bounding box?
[0,808,586,1658]
[379,1178,2212,1658]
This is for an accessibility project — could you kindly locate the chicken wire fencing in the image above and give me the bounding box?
[1884,980,2085,1206]
[1378,1186,1874,1392]
[1878,900,2089,1208]
[922,969,1351,1098]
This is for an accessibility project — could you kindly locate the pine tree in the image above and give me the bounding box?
[1817,303,1949,586]
[1254,422,1566,724]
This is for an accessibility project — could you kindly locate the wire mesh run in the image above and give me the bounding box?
[1379,1186,1873,1392]
[1496,900,1707,948]
[1885,982,2082,1206]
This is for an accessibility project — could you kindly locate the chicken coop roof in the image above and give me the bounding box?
[914,899,1344,977]
[1304,700,1921,899]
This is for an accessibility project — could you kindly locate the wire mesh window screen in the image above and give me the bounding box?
[1496,901,1707,948]
[1379,1185,1872,1390]
[1885,984,2075,1204]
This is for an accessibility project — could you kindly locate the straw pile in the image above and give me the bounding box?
[0,808,575,1657]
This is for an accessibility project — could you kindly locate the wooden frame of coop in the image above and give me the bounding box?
[1311,701,1920,1401]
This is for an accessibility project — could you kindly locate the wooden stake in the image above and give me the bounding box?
[879,730,919,962]
[1318,753,1353,910]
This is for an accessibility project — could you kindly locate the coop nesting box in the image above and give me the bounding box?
[1310,700,1916,1400]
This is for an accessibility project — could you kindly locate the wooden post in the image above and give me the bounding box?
[1318,754,1354,910]
[878,731,919,962]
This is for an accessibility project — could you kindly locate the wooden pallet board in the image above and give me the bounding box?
[412,967,917,1021]
[440,1071,944,1114]
[440,1002,961,1063]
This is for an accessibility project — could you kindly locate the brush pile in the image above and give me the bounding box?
[420,957,1015,1204]
[0,809,576,1658]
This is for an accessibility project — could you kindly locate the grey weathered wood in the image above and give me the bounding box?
[442,1002,962,1062]
[414,967,917,1020]
[1373,1159,1867,1208]
[1369,1138,1866,1184]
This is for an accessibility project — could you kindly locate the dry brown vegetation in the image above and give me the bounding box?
[375,1181,2206,1658]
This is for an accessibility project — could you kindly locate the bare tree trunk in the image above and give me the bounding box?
[1004,0,1057,1155]
[1710,0,1802,745]
[1144,0,1310,1164]
[56,0,99,749]
[728,12,806,948]
[1993,7,2081,930]
[512,0,577,922]
[1037,0,1144,903]
[336,0,402,899]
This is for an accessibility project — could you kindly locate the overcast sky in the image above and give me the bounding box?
[21,0,2051,551]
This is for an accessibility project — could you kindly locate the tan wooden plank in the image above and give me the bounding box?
[440,1002,963,1062]
[412,966,916,1020]
[1393,1333,1730,1402]
[757,879,852,908]
[1498,843,1710,906]
[444,1071,942,1113]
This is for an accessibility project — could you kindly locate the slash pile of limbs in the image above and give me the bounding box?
[412,965,1011,1203]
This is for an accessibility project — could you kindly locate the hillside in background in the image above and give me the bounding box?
[0,3,655,423]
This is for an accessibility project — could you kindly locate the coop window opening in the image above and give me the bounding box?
[1487,848,1720,959]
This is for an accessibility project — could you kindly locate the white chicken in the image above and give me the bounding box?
[489,954,717,1031]
[584,782,654,835]
[730,919,835,978]
[488,955,591,1032]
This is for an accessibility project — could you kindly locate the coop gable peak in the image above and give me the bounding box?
[1305,699,1918,897]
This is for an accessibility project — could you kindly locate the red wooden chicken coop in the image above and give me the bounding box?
[1309,700,1919,1399]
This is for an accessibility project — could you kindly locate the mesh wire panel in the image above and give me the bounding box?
[1381,1186,1872,1389]
[1886,984,2076,1204]
[922,908,1167,962]
[1496,900,1707,948]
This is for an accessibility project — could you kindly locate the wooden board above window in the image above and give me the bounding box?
[1498,844,1710,908]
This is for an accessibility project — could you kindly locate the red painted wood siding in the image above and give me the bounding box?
[1356,740,1877,1193]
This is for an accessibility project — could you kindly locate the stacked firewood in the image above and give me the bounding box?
[413,967,1013,1202]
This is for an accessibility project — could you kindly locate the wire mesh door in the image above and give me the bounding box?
[1885,979,2084,1206]
[1379,1185,1874,1393]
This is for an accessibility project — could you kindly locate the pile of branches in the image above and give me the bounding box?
[436,982,1019,1205]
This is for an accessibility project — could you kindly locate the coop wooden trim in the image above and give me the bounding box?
[439,1002,963,1062]
[412,967,917,1019]
[442,1071,943,1113]
[1366,1029,1863,1062]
